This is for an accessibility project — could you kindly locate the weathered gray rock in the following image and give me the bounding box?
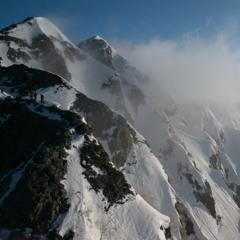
[175,201,195,239]
[77,36,115,70]
[0,100,84,234]
[80,129,133,210]
[71,93,137,168]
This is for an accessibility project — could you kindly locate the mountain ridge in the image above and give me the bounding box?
[0,64,174,239]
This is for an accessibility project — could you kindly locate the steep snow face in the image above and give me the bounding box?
[160,100,240,240]
[121,129,182,238]
[56,130,171,240]
[0,17,70,45]
[36,17,71,43]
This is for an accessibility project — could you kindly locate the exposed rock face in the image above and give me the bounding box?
[0,64,65,96]
[101,75,133,124]
[193,180,216,219]
[0,99,81,234]
[0,17,34,34]
[224,169,240,208]
[71,93,137,168]
[31,33,72,81]
[1,34,71,81]
[80,132,133,210]
[209,154,220,170]
[122,79,146,115]
[77,36,115,70]
[175,201,195,239]
[178,163,216,219]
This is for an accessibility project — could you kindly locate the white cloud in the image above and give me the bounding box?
[112,29,240,108]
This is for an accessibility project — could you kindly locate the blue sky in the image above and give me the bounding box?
[1,0,240,44]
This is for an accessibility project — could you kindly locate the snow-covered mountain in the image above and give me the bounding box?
[0,64,174,240]
[1,17,240,240]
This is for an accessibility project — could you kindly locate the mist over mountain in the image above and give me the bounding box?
[112,35,240,109]
[1,17,240,240]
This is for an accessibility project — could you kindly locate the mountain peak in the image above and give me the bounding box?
[92,35,105,40]
[77,35,115,69]
[80,35,110,50]
[0,17,70,44]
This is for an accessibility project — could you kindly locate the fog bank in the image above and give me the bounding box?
[113,33,240,108]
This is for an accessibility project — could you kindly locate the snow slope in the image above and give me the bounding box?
[77,36,240,239]
[56,131,170,240]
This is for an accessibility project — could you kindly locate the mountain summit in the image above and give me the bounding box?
[77,35,116,69]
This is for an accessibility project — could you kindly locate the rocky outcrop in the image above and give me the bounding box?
[0,17,34,34]
[178,163,216,219]
[0,64,65,96]
[0,99,81,234]
[101,75,133,124]
[71,93,137,168]
[175,201,195,239]
[122,79,146,114]
[80,131,133,210]
[77,36,115,70]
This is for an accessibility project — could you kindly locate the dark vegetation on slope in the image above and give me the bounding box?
[0,99,83,235]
